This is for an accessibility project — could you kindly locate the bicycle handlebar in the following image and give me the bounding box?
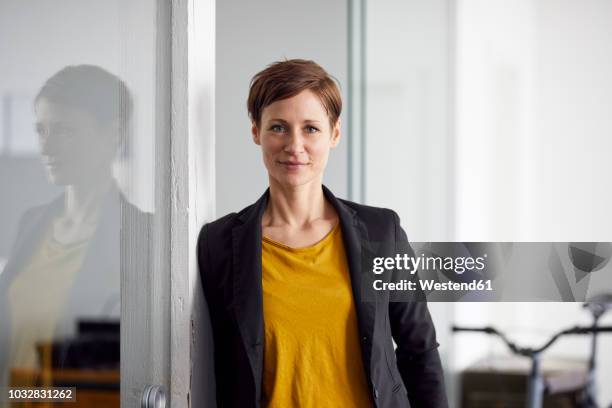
[452,325,612,334]
[452,325,612,356]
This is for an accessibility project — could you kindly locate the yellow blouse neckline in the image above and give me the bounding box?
[262,223,340,252]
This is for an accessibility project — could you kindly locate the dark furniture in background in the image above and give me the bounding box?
[461,356,587,408]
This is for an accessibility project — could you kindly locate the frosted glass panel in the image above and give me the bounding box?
[0,1,169,406]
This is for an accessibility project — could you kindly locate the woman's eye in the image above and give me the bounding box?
[270,124,285,133]
[35,125,47,137]
[305,126,319,134]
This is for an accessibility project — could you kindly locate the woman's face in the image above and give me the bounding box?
[35,98,119,186]
[252,89,340,190]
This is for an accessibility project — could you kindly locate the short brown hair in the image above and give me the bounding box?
[36,65,133,130]
[247,59,342,127]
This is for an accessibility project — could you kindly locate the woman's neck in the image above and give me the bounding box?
[264,179,333,228]
[63,171,114,224]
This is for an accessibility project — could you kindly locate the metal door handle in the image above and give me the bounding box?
[141,385,167,408]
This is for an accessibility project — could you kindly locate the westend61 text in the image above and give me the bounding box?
[373,279,493,292]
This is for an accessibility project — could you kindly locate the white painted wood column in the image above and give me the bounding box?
[170,0,215,407]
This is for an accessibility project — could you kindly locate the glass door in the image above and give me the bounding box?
[0,1,172,406]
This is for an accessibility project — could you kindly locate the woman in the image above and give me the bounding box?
[198,59,447,408]
[0,66,145,398]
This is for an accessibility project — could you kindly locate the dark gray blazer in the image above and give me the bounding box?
[197,186,448,408]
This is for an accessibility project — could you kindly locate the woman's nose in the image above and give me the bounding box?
[39,131,60,155]
[284,130,305,153]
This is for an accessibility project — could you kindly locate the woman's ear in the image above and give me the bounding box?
[103,118,123,153]
[330,118,341,148]
[251,122,261,145]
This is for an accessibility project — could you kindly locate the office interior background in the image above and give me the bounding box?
[1,0,612,407]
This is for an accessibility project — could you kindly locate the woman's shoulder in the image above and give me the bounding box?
[336,197,400,225]
[332,197,406,243]
[196,213,238,252]
[196,200,259,244]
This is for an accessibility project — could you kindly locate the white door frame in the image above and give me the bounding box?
[169,0,216,407]
[121,0,215,407]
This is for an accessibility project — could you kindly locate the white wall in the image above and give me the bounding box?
[533,0,612,242]
[365,0,454,243]
[216,0,348,215]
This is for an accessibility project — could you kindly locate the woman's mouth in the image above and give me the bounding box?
[279,161,308,171]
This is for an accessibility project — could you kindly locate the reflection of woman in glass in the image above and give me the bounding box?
[198,60,447,407]
[0,65,136,393]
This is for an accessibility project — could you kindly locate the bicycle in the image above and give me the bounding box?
[453,300,612,408]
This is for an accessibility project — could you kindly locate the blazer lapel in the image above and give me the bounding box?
[231,190,269,398]
[323,186,377,378]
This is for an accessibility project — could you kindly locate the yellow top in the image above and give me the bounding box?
[8,226,88,370]
[261,224,372,407]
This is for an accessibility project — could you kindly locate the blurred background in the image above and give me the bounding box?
[1,0,611,407]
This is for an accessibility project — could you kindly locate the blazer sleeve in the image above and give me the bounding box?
[196,223,224,403]
[197,223,211,298]
[388,211,448,408]
[197,223,219,337]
